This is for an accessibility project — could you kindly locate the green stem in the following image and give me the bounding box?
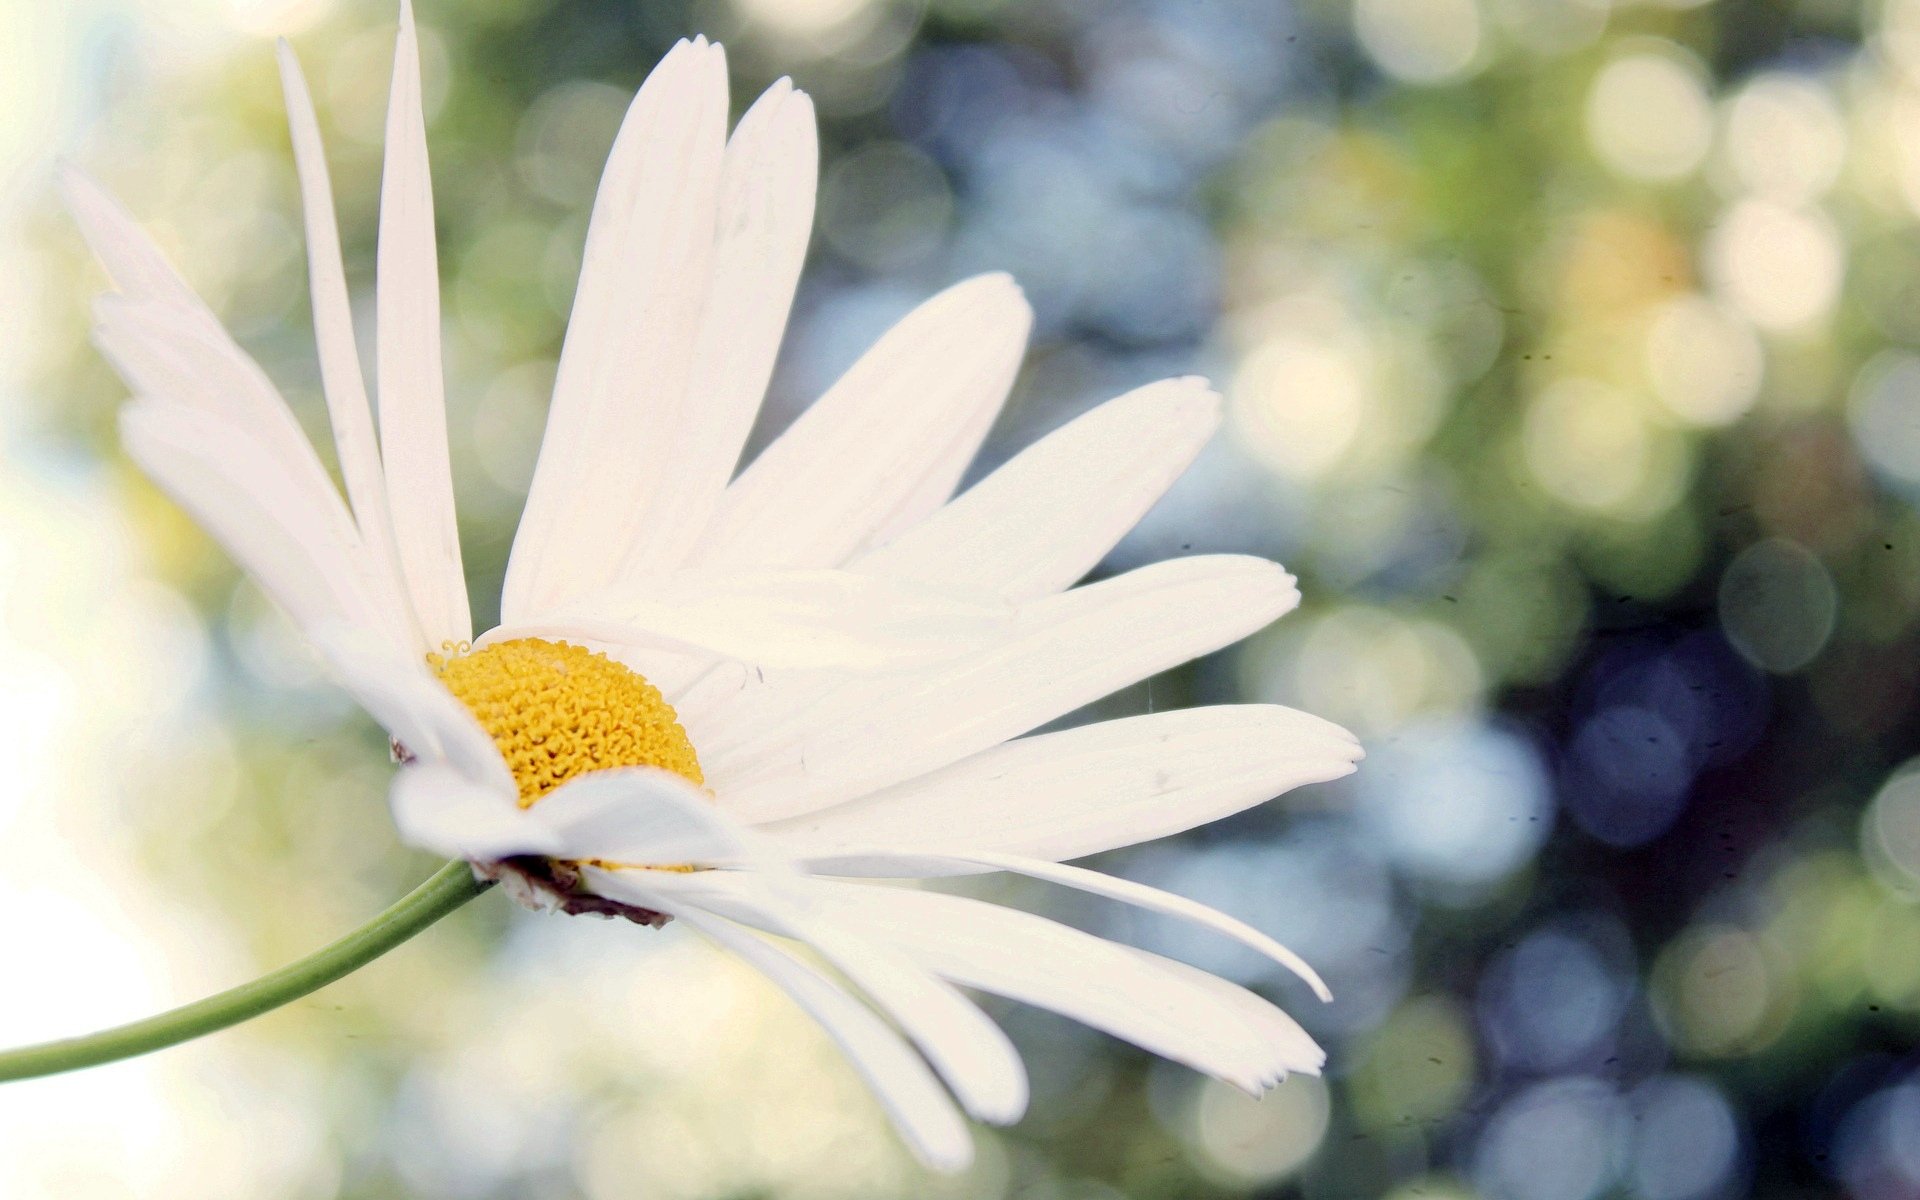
[0,859,491,1081]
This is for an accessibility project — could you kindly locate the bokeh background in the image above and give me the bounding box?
[4,0,1920,1195]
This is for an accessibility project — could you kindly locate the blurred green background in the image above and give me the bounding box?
[5,0,1920,1196]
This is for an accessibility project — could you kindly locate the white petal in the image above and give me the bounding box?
[670,907,975,1172]
[92,296,358,518]
[591,867,1027,1125]
[276,40,412,647]
[668,658,756,744]
[390,760,552,860]
[764,705,1361,864]
[377,0,471,651]
[495,568,1009,671]
[613,79,819,575]
[530,768,774,868]
[309,626,513,794]
[1122,946,1325,1082]
[855,377,1221,600]
[63,167,313,471]
[63,170,411,649]
[693,274,1032,571]
[710,555,1300,819]
[797,850,1331,1002]
[120,402,393,645]
[801,881,1312,1092]
[503,38,729,622]
[59,165,209,314]
[804,937,1027,1126]
[85,293,401,649]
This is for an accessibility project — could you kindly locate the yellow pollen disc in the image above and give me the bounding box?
[429,638,703,809]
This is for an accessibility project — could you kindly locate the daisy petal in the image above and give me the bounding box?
[1122,946,1325,1084]
[764,705,1361,864]
[802,881,1318,1091]
[590,867,1027,1124]
[58,165,209,314]
[496,568,1009,671]
[800,936,1027,1126]
[77,253,362,594]
[92,296,356,515]
[377,0,470,650]
[694,273,1032,571]
[671,908,975,1172]
[528,768,772,868]
[63,171,411,647]
[277,39,408,642]
[308,627,512,793]
[503,38,729,622]
[615,78,819,575]
[711,554,1300,818]
[855,377,1221,600]
[796,850,1331,1002]
[390,761,553,860]
[120,402,390,644]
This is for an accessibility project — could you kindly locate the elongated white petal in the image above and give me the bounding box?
[63,168,419,650]
[93,296,351,507]
[59,165,209,314]
[801,935,1026,1126]
[856,377,1221,600]
[796,850,1331,1001]
[503,38,729,622]
[694,274,1032,571]
[710,555,1301,819]
[671,908,975,1171]
[390,760,552,859]
[309,627,513,793]
[65,171,335,493]
[377,0,470,651]
[590,867,1027,1124]
[614,78,819,575]
[764,705,1361,864]
[1123,947,1325,1082]
[802,881,1319,1091]
[277,40,411,645]
[121,402,392,643]
[530,768,775,868]
[498,568,1008,671]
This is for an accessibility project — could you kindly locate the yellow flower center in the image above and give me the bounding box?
[429,638,703,809]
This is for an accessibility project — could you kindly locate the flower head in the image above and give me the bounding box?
[66,1,1362,1170]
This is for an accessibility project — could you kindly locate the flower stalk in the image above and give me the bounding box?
[0,860,489,1082]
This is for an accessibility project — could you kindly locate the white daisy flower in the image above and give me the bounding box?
[65,3,1361,1170]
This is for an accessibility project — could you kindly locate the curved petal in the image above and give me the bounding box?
[763,704,1361,864]
[709,554,1301,819]
[310,627,512,794]
[855,376,1222,600]
[800,880,1322,1091]
[791,850,1330,1001]
[390,760,553,860]
[530,768,773,868]
[503,38,730,622]
[588,866,1026,1125]
[692,273,1032,571]
[672,907,975,1171]
[377,0,470,651]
